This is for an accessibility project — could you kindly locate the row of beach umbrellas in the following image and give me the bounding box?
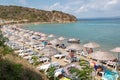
[40,41,119,62]
[11,32,119,62]
[83,42,120,70]
[17,31,120,70]
[48,34,66,41]
[5,26,119,64]
[10,28,119,69]
[51,40,119,65]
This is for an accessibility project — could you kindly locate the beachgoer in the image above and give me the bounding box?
[89,48,93,53]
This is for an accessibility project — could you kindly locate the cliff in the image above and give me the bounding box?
[0,5,77,23]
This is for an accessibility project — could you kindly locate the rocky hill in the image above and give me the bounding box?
[0,5,77,23]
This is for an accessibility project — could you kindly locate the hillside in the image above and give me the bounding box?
[0,5,77,23]
[0,54,48,80]
[0,29,48,80]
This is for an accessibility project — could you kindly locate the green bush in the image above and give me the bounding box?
[0,59,43,80]
[0,60,23,80]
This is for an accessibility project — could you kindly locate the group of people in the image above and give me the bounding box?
[83,47,93,54]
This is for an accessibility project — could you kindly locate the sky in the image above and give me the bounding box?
[0,0,120,18]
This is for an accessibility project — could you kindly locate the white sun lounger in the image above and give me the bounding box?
[36,62,60,72]
[54,54,66,59]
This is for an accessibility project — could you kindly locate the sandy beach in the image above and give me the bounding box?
[1,24,119,80]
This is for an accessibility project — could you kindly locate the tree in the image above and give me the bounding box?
[0,30,13,59]
[31,56,41,67]
[0,30,8,47]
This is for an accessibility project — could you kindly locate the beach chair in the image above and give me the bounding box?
[36,62,60,72]
[81,51,88,57]
[54,53,66,59]
[106,61,116,68]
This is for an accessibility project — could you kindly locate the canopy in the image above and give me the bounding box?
[40,46,60,57]
[90,51,116,61]
[58,37,65,41]
[41,33,47,37]
[40,37,47,41]
[48,34,55,38]
[66,44,83,51]
[50,39,61,45]
[84,42,100,48]
[111,47,120,52]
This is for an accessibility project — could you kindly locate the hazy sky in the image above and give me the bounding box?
[0,0,120,18]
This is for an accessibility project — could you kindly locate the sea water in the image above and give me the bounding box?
[23,18,120,53]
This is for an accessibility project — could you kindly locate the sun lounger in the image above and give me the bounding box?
[18,53,25,57]
[81,51,88,57]
[67,38,80,44]
[36,62,60,72]
[39,57,50,62]
[54,54,66,59]
[23,55,32,60]
[28,59,34,64]
[64,57,78,63]
[106,61,116,68]
[64,58,71,63]
[54,68,65,77]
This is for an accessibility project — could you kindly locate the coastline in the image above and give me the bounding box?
[0,20,77,27]
[17,21,77,27]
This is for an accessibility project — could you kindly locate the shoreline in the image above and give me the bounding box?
[0,20,77,27]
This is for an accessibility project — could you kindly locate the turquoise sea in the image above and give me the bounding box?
[23,18,120,51]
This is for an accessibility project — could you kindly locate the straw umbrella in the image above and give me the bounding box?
[19,32,25,36]
[40,46,59,57]
[9,36,17,41]
[50,39,61,45]
[90,50,116,71]
[68,38,78,41]
[23,33,30,37]
[17,38,28,49]
[29,31,34,34]
[84,42,100,48]
[90,51,116,61]
[58,37,65,41]
[83,42,100,54]
[41,33,47,37]
[66,44,83,61]
[66,44,83,51]
[34,32,40,35]
[40,37,47,41]
[26,30,30,33]
[111,47,120,70]
[40,46,60,65]
[48,34,55,38]
[68,38,80,44]
[17,38,24,46]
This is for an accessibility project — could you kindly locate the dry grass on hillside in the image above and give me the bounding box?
[4,54,49,80]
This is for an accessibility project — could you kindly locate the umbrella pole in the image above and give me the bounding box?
[115,53,119,71]
[117,53,119,70]
[22,41,24,49]
[50,57,52,67]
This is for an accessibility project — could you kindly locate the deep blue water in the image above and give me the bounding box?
[23,18,120,51]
